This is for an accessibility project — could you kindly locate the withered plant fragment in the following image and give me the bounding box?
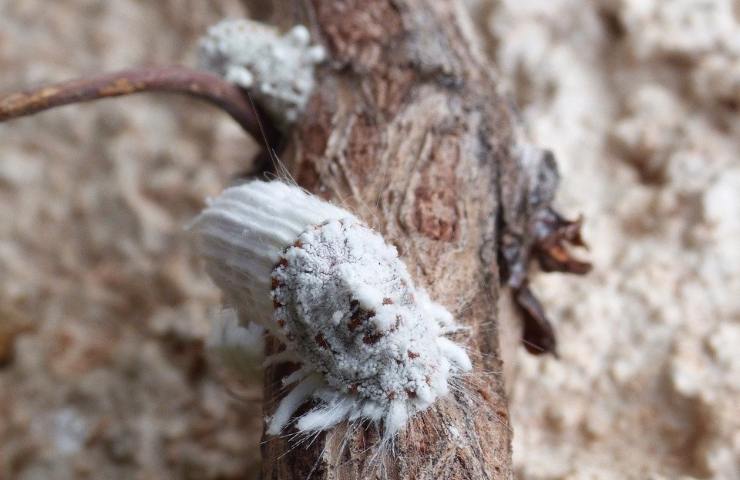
[499,143,591,355]
[0,65,282,164]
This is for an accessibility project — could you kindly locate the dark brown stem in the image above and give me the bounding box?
[0,65,273,143]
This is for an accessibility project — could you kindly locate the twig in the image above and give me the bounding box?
[0,65,276,143]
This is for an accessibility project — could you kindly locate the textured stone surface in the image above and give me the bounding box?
[0,2,263,479]
[481,1,740,478]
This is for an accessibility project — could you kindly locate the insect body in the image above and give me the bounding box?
[193,181,471,439]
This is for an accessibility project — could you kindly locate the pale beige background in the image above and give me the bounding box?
[1,1,738,479]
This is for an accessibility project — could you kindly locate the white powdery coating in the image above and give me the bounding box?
[191,180,351,339]
[198,19,326,124]
[192,181,471,439]
[271,219,470,436]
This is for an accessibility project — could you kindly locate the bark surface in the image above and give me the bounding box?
[258,1,517,478]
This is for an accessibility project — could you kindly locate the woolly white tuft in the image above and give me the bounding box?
[191,180,472,440]
[206,309,265,377]
[198,19,326,124]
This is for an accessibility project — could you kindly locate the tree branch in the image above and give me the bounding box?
[259,0,515,478]
[0,65,276,144]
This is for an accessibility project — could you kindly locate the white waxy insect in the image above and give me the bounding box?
[198,19,326,125]
[192,180,471,439]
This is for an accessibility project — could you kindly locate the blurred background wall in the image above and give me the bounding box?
[479,2,739,478]
[0,1,738,479]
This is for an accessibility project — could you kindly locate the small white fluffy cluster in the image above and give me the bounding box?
[198,19,326,124]
[191,181,471,439]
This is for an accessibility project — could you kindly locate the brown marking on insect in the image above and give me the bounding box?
[405,389,417,399]
[348,316,363,332]
[315,333,330,349]
[387,391,396,400]
[276,257,289,269]
[382,297,393,305]
[273,298,283,309]
[271,277,281,289]
[407,351,420,359]
[293,239,303,248]
[348,304,374,332]
[362,331,383,345]
[276,318,286,328]
[348,383,359,395]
